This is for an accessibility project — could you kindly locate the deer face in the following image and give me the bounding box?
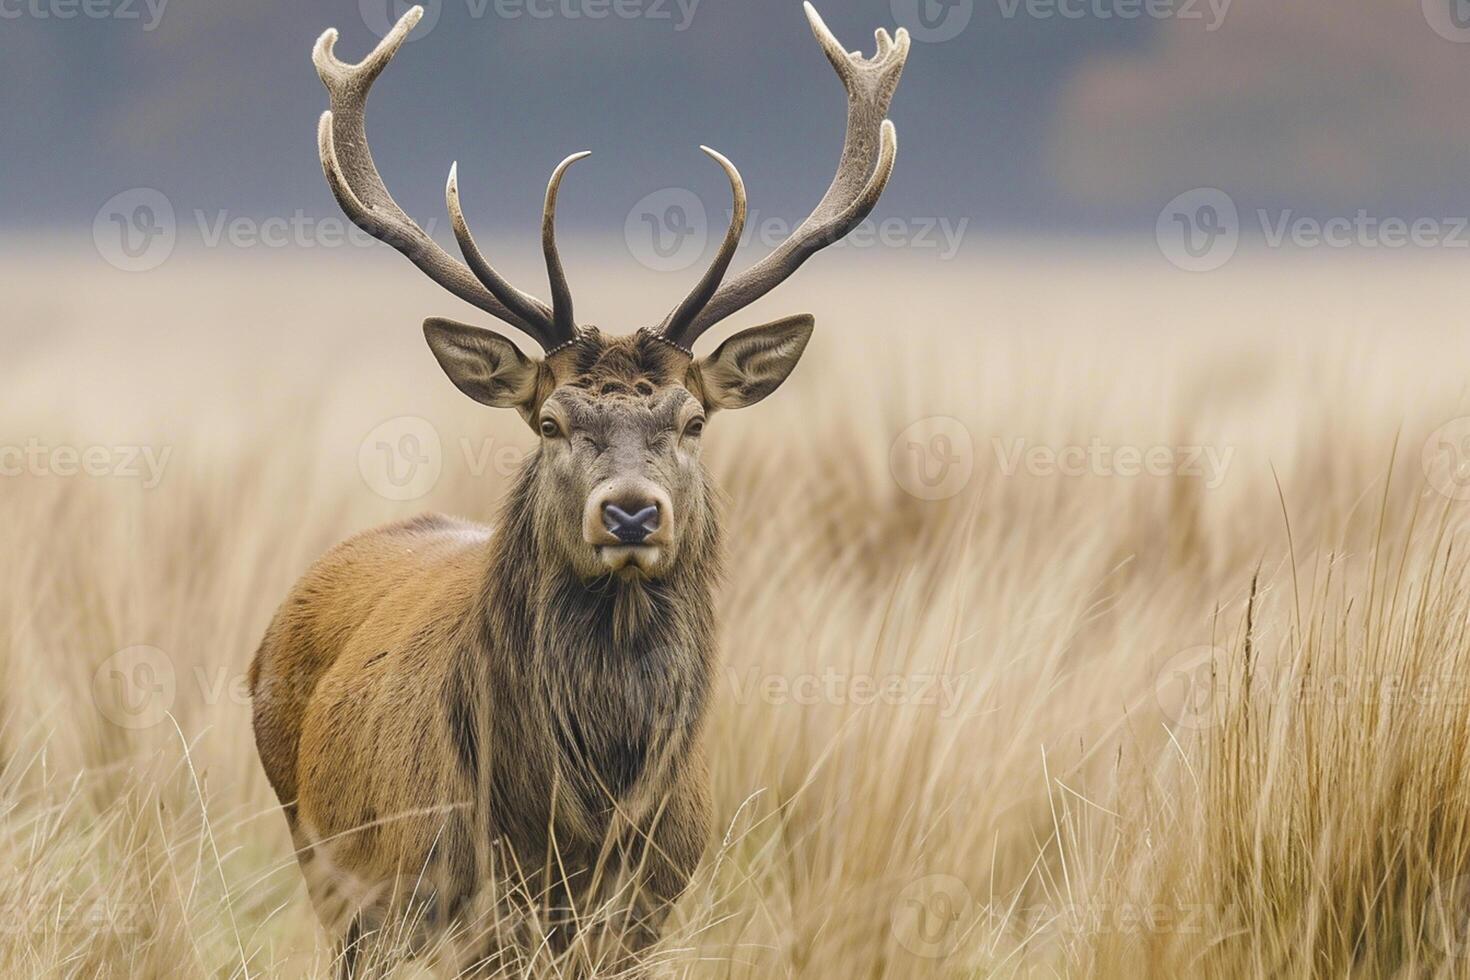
[425,318,813,580]
[316,3,905,577]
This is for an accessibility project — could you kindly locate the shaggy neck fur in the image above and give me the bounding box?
[468,452,722,848]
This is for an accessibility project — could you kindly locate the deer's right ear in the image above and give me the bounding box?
[423,318,542,412]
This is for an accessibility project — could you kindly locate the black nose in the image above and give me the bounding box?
[603,503,659,544]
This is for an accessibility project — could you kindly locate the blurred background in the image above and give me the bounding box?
[8,0,1470,262]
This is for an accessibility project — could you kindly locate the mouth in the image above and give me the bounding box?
[597,544,662,576]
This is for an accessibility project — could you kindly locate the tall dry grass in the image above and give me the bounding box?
[7,241,1470,977]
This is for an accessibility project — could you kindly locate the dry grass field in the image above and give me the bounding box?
[8,240,1470,977]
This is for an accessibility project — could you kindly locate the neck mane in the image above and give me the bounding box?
[470,459,721,838]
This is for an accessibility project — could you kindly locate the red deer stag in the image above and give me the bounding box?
[249,3,908,974]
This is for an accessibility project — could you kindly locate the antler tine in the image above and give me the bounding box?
[313,6,563,350]
[659,3,909,347]
[542,151,593,343]
[446,162,554,330]
[805,2,857,81]
[658,146,748,350]
[312,6,416,87]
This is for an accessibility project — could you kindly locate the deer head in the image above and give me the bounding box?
[314,3,908,579]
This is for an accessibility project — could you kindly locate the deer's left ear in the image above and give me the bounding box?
[693,314,814,411]
[424,317,542,413]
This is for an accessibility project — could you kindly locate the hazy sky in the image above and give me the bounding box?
[5,0,1470,243]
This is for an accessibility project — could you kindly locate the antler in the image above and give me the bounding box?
[657,3,909,352]
[657,147,748,344]
[542,151,592,341]
[314,6,578,352]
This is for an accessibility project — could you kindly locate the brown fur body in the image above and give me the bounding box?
[272,3,900,968]
[250,333,723,971]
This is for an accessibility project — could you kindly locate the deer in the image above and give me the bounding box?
[248,4,908,975]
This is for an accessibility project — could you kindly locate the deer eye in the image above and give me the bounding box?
[539,418,562,438]
[684,417,705,438]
